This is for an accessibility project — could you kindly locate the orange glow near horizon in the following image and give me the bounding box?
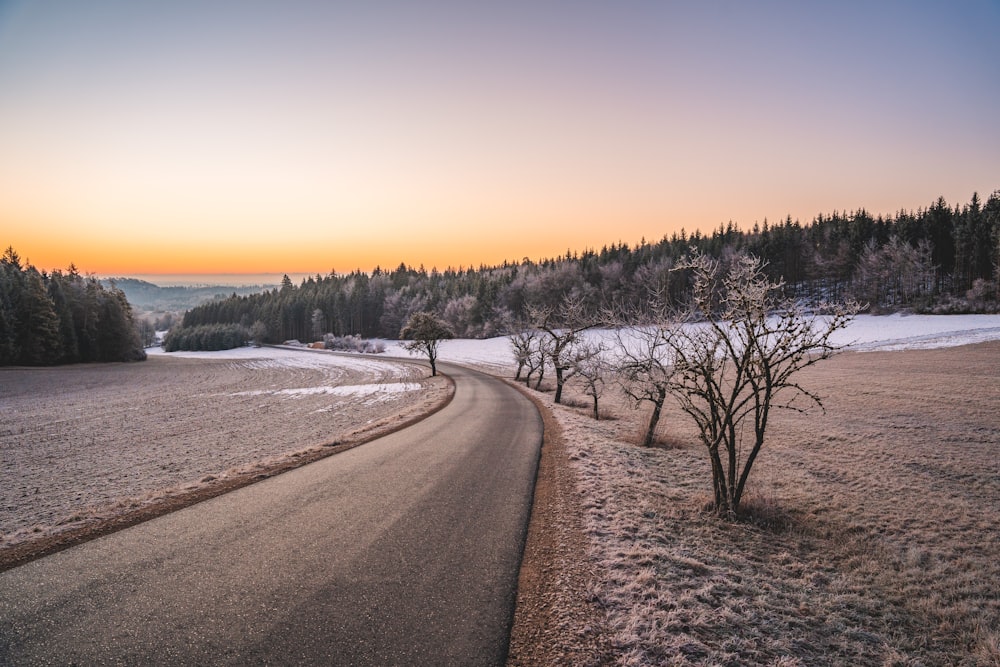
[2,3,998,279]
[7,206,689,276]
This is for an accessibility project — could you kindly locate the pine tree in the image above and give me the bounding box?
[18,269,62,365]
[0,250,22,364]
[48,271,80,363]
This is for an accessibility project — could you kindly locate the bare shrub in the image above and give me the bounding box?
[508,328,539,381]
[614,323,674,447]
[323,334,385,353]
[570,341,607,420]
[667,251,860,516]
[528,297,597,404]
[511,329,547,389]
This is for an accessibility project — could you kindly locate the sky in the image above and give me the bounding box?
[1,1,998,279]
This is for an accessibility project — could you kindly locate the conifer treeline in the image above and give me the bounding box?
[0,247,147,366]
[182,192,1000,343]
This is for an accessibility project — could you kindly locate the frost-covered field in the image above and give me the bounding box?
[0,348,448,559]
[503,315,1000,666]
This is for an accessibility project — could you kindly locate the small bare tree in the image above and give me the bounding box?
[135,317,156,348]
[311,308,325,342]
[668,251,859,516]
[528,297,596,404]
[249,320,269,346]
[531,340,546,390]
[614,321,675,446]
[400,312,454,376]
[508,328,539,381]
[571,341,607,420]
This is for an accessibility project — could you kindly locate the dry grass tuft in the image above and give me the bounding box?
[972,627,1000,666]
[732,495,798,533]
[559,396,591,409]
[563,401,622,422]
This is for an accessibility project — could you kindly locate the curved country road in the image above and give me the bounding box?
[0,362,542,666]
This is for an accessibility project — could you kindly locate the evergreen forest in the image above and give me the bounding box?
[0,247,147,366]
[179,191,1000,344]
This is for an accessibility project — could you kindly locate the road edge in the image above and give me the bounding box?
[504,379,613,666]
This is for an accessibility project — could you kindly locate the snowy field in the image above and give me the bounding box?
[146,344,418,378]
[143,313,1000,375]
[146,346,424,404]
[381,314,1000,372]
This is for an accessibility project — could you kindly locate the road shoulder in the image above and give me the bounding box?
[506,382,612,666]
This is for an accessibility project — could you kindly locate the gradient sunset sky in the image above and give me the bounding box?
[2,1,998,278]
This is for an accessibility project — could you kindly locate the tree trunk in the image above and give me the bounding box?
[735,420,769,511]
[592,394,599,420]
[708,447,728,514]
[725,419,738,511]
[642,386,667,446]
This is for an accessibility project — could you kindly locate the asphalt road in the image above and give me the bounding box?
[0,362,542,666]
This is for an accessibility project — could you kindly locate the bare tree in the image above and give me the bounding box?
[572,341,608,420]
[528,297,596,404]
[528,336,547,389]
[508,328,539,381]
[853,237,935,309]
[135,317,157,348]
[249,320,269,346]
[442,295,479,338]
[400,312,454,376]
[668,251,859,516]
[311,308,325,341]
[614,320,675,446]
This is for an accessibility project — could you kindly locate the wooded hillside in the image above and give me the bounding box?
[181,191,1000,343]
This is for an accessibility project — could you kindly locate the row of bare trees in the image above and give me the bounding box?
[512,251,859,516]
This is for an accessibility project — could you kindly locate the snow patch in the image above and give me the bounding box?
[829,313,1000,351]
[232,382,421,398]
[149,345,415,377]
[379,314,1000,370]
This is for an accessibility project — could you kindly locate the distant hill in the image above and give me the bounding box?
[102,278,274,312]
